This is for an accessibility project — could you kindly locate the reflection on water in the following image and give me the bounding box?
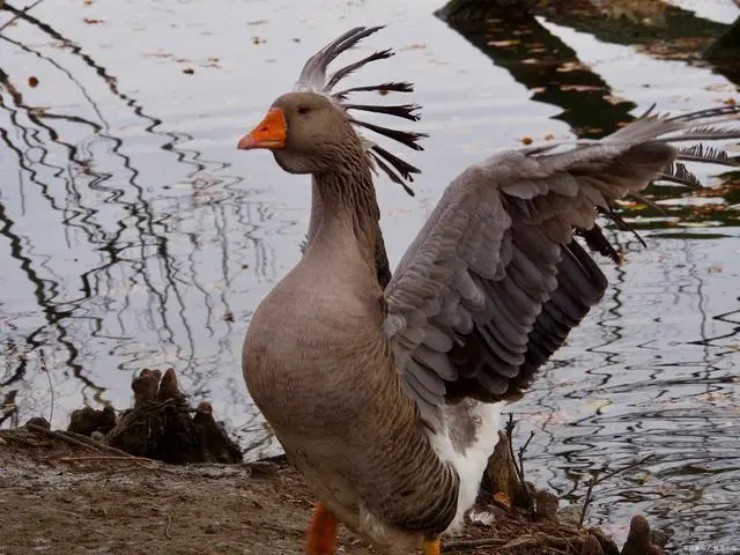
[1,0,738,549]
[0,3,281,441]
[437,11,637,138]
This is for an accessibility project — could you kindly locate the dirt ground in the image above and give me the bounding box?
[0,427,369,555]
[0,426,646,555]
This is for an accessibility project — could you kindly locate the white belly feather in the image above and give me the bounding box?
[427,400,504,533]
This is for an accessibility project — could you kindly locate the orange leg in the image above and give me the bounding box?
[305,502,338,555]
[422,537,441,555]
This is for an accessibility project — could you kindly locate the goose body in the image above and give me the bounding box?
[238,27,739,554]
[243,154,483,547]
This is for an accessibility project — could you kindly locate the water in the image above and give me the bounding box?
[1,0,738,549]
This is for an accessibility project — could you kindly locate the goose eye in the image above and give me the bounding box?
[297,106,310,115]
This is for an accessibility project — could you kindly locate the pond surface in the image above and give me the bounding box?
[1,0,738,550]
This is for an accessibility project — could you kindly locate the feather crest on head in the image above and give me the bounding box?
[295,26,426,196]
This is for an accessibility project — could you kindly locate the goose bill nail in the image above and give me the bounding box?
[238,108,287,150]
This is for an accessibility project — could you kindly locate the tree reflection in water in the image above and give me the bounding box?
[0,4,276,445]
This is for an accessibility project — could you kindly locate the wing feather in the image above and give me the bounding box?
[384,110,737,424]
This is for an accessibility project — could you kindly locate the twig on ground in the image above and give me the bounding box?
[164,512,172,539]
[448,533,574,554]
[27,423,150,461]
[27,423,103,452]
[578,480,597,528]
[60,456,153,467]
[55,509,83,521]
[505,413,535,517]
[61,430,136,458]
[445,536,507,549]
[516,430,535,480]
[40,350,55,425]
[500,537,569,554]
[2,433,38,448]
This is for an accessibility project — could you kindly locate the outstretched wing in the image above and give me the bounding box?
[383,109,739,425]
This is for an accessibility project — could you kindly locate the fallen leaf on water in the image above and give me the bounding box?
[696,391,731,403]
[583,398,613,412]
[724,98,736,106]
[556,60,589,73]
[705,82,733,92]
[656,482,678,495]
[604,94,628,105]
[28,76,39,88]
[520,135,533,145]
[544,133,555,141]
[559,84,603,93]
[252,36,265,45]
[632,472,653,485]
[183,68,194,75]
[488,39,521,47]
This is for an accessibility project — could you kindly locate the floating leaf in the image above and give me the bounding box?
[488,40,521,47]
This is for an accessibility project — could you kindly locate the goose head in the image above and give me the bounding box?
[238,91,360,175]
[235,26,425,195]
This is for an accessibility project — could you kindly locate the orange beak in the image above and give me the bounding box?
[237,108,287,150]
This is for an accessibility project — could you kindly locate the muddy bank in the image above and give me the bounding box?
[0,429,356,555]
[0,369,665,554]
[0,424,668,555]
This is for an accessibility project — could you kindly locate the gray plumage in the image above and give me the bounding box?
[240,26,740,554]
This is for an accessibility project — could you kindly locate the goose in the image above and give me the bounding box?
[238,26,739,555]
